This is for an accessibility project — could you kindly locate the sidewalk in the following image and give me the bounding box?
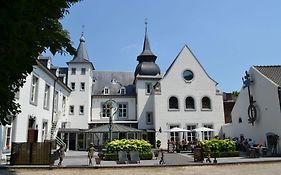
[2,151,281,168]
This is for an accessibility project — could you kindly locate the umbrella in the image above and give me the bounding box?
[192,127,214,132]
[164,127,191,132]
[164,127,191,141]
[192,127,214,141]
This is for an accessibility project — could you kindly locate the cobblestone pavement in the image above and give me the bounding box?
[1,162,281,175]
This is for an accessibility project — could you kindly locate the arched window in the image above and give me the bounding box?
[185,97,195,109]
[169,96,179,109]
[202,96,211,109]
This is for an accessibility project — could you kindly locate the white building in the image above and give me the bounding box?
[1,28,225,152]
[222,65,281,154]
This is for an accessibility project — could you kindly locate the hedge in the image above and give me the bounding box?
[103,151,153,161]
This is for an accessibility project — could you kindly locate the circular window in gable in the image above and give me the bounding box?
[183,70,194,82]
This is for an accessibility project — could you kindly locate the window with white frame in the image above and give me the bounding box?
[69,105,74,115]
[81,68,86,75]
[203,124,213,140]
[5,127,11,150]
[102,103,111,117]
[43,84,50,110]
[79,105,84,115]
[80,82,85,91]
[169,96,179,110]
[202,96,211,109]
[30,75,39,105]
[145,83,152,94]
[120,87,126,95]
[186,125,196,141]
[170,125,179,142]
[54,91,59,112]
[104,87,109,95]
[62,96,66,115]
[146,112,153,125]
[71,68,76,75]
[41,121,48,142]
[118,103,127,118]
[71,82,75,91]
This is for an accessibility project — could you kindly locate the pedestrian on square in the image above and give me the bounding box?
[87,143,96,165]
[57,144,66,166]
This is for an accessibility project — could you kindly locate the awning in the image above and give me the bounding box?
[85,124,143,133]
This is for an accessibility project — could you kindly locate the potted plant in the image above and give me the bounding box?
[156,140,161,149]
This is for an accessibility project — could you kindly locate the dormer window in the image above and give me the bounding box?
[111,79,117,84]
[104,87,109,95]
[120,87,126,95]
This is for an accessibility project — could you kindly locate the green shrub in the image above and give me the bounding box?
[140,152,153,160]
[199,138,236,153]
[106,139,152,154]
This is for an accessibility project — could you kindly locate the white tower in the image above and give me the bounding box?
[67,34,94,129]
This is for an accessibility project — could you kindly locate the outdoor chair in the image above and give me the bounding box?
[129,151,140,164]
[117,151,128,164]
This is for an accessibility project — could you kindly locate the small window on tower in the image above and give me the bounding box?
[71,68,76,75]
[81,68,86,75]
[145,83,152,94]
[104,87,109,95]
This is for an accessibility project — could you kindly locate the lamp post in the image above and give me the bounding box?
[104,99,117,141]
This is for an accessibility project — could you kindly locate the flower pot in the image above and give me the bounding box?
[95,157,101,165]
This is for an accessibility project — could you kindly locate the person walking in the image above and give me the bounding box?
[87,143,96,165]
[57,144,66,166]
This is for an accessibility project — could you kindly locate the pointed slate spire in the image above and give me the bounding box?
[69,33,90,63]
[134,20,160,76]
[137,20,157,62]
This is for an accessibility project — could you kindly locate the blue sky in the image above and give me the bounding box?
[49,0,281,92]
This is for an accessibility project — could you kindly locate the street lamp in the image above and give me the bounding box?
[104,99,117,141]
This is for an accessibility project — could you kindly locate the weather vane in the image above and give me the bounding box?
[82,24,85,35]
[145,18,148,32]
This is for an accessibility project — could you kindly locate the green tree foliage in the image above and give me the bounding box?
[0,0,80,125]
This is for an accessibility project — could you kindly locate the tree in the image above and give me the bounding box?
[0,0,81,125]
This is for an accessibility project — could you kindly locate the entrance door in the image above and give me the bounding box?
[69,133,76,150]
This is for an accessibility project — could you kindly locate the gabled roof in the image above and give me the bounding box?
[92,71,136,96]
[163,45,218,85]
[254,65,281,86]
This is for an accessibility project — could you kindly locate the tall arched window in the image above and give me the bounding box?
[169,96,179,109]
[202,96,211,109]
[185,97,195,109]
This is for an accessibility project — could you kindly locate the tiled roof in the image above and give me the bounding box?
[254,65,281,86]
[92,71,136,96]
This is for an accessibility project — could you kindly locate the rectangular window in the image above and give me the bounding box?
[170,125,179,142]
[186,125,196,141]
[41,121,48,142]
[80,82,85,91]
[61,122,67,128]
[118,103,127,118]
[102,103,111,118]
[146,112,153,125]
[5,127,11,150]
[145,83,152,94]
[203,124,213,140]
[71,68,76,75]
[79,105,84,115]
[54,91,59,112]
[62,96,66,116]
[43,84,50,110]
[69,105,74,115]
[30,75,39,105]
[71,82,75,91]
[81,68,86,75]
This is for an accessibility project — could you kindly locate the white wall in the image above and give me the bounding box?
[91,97,136,122]
[67,63,93,129]
[12,65,70,142]
[223,66,281,151]
[136,78,159,130]
[154,46,225,149]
